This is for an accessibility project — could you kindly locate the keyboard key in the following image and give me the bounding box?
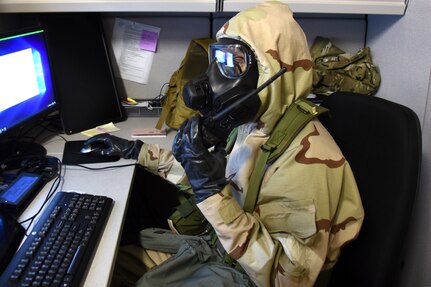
[0,192,113,287]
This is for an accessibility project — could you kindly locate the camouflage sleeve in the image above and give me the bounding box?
[135,143,185,184]
[197,124,364,286]
[197,165,363,287]
[197,189,278,286]
[324,162,364,270]
[198,186,321,287]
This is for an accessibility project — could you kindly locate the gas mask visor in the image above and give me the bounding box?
[208,38,255,79]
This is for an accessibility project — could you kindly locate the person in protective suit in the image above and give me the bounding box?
[82,1,364,286]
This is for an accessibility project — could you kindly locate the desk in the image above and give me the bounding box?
[17,117,176,287]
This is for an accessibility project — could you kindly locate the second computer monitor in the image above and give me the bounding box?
[42,13,126,135]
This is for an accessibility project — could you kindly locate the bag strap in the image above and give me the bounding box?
[242,98,328,213]
[225,128,238,154]
[156,102,172,129]
[221,99,327,269]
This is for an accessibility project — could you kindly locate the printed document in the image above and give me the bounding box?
[111,18,160,84]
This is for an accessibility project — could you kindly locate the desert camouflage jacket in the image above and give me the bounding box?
[136,117,363,287]
[136,1,364,286]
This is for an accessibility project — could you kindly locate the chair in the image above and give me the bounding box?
[318,92,422,287]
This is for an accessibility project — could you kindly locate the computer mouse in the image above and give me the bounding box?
[80,142,108,154]
[80,145,92,154]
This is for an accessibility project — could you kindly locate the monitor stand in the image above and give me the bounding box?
[0,141,47,171]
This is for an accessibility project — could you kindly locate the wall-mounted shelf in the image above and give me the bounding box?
[223,0,408,15]
[0,0,408,15]
[0,0,217,13]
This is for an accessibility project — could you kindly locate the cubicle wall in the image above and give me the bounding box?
[0,12,366,101]
[100,12,367,100]
[102,13,212,101]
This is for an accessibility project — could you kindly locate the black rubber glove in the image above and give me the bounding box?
[82,134,143,160]
[172,115,227,203]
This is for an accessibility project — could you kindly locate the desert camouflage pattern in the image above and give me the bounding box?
[215,1,313,134]
[134,1,364,286]
[198,119,363,286]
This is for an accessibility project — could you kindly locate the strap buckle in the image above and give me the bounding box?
[261,143,276,153]
[296,99,318,115]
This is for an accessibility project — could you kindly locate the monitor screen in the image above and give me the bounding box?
[0,27,57,140]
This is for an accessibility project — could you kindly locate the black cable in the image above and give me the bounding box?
[1,115,61,150]
[151,82,169,106]
[19,117,49,143]
[19,157,63,235]
[17,137,137,234]
[71,163,138,170]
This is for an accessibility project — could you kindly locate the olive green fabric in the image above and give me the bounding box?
[167,193,210,236]
[244,98,328,213]
[156,38,215,130]
[135,228,256,287]
[310,36,381,96]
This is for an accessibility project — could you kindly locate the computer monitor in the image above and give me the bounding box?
[0,27,57,163]
[40,13,126,135]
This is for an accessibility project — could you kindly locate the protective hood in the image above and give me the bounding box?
[216,0,313,134]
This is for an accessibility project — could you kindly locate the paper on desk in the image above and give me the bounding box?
[111,18,161,84]
[81,122,120,137]
[131,128,167,138]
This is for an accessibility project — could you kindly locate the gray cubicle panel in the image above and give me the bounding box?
[296,14,366,53]
[211,13,366,51]
[101,12,366,101]
[102,13,212,101]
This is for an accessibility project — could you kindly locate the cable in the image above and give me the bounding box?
[154,82,169,105]
[71,163,138,170]
[19,157,63,235]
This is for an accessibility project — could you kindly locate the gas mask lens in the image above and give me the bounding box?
[209,43,251,79]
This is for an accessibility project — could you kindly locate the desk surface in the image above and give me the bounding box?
[18,117,176,287]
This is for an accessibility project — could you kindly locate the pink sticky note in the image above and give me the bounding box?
[140,29,159,52]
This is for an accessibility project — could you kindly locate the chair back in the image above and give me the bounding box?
[319,92,422,287]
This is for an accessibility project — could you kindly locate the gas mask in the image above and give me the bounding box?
[182,38,259,147]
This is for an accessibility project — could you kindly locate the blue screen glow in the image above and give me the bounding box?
[0,29,56,136]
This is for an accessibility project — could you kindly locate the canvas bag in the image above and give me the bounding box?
[310,36,381,96]
[156,38,215,130]
[135,228,256,287]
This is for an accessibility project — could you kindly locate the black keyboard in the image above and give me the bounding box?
[0,191,113,287]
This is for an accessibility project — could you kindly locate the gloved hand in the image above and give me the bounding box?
[172,115,227,203]
[82,134,143,160]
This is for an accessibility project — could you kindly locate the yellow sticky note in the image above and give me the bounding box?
[81,122,120,137]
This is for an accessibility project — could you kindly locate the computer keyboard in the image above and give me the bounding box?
[0,191,113,287]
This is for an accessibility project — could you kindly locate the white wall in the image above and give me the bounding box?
[367,0,431,285]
